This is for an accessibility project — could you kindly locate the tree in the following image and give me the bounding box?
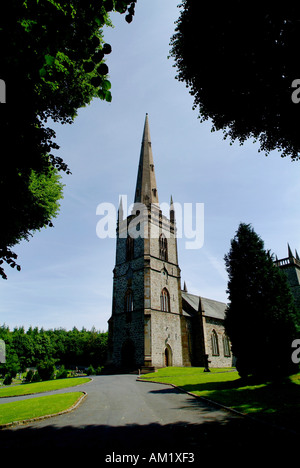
[0,0,137,278]
[0,167,64,280]
[86,327,108,366]
[169,1,300,161]
[1,348,20,379]
[224,223,300,379]
[12,326,35,371]
[0,325,109,372]
[37,357,56,381]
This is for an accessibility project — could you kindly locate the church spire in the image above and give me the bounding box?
[134,114,159,207]
[170,194,175,225]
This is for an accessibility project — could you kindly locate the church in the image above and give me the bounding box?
[107,114,234,370]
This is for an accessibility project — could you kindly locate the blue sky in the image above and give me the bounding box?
[1,0,300,331]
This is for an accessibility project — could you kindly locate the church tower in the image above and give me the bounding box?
[107,114,190,369]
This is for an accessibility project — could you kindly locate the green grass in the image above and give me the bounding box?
[140,367,300,432]
[0,377,90,398]
[0,392,84,425]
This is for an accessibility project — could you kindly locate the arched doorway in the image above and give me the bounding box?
[164,345,172,367]
[121,339,135,369]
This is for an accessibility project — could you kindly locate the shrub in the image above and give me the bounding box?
[56,365,68,379]
[25,369,34,383]
[37,359,56,381]
[87,364,96,375]
[3,374,12,385]
[31,371,41,382]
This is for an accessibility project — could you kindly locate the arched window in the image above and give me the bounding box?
[160,288,170,312]
[223,335,231,357]
[159,234,168,261]
[126,236,134,261]
[211,330,219,356]
[124,289,133,322]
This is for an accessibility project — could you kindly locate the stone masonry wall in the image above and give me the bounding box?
[147,212,184,367]
[110,311,145,367]
[110,207,185,369]
[111,224,146,367]
[203,317,233,368]
[151,311,183,367]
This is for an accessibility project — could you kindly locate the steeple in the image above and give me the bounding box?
[108,112,188,370]
[134,114,159,207]
[170,195,175,225]
[118,196,124,221]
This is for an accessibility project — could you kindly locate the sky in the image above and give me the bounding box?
[1,0,300,332]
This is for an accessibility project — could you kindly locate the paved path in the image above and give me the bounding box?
[0,375,297,462]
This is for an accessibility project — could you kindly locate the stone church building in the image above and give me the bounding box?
[107,114,300,371]
[107,114,233,370]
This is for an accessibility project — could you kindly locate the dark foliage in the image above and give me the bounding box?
[224,223,300,379]
[37,358,56,381]
[0,325,108,377]
[0,0,137,279]
[170,1,300,160]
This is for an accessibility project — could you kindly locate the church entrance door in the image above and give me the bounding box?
[121,339,135,369]
[164,345,172,367]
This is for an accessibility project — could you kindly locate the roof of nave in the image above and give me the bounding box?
[181,290,227,321]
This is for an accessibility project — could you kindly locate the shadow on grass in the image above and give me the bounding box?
[168,376,300,434]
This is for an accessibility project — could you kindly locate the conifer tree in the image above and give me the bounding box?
[224,223,299,379]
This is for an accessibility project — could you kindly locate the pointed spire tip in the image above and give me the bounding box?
[134,114,159,205]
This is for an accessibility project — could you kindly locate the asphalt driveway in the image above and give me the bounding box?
[0,374,297,463]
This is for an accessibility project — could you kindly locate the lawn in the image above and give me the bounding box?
[0,377,90,398]
[140,367,300,432]
[0,392,84,426]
